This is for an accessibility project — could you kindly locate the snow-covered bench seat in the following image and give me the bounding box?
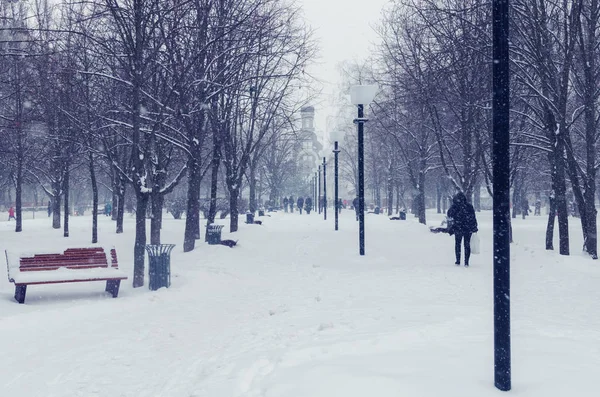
[5,247,128,304]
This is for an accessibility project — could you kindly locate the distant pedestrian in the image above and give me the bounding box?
[522,199,530,219]
[353,197,359,221]
[305,197,313,214]
[104,202,112,217]
[447,192,478,267]
[297,197,304,214]
[534,199,541,216]
[47,200,52,217]
[289,196,294,213]
[8,206,15,221]
[283,197,289,212]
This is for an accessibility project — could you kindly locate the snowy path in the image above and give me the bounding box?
[1,210,599,396]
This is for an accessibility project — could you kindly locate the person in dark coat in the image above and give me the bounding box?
[283,197,289,212]
[47,200,52,217]
[447,192,478,266]
[352,197,359,221]
[305,197,313,214]
[297,197,304,214]
[289,196,294,213]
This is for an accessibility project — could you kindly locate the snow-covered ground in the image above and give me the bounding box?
[0,209,598,396]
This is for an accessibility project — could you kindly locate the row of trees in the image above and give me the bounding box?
[0,0,315,287]
[330,0,599,259]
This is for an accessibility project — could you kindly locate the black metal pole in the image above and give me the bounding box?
[318,165,322,214]
[357,105,365,256]
[314,172,317,214]
[334,141,340,231]
[493,0,511,391]
[323,157,327,221]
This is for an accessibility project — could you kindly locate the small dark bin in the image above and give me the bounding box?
[374,206,380,214]
[145,244,175,291]
[258,210,265,216]
[246,212,255,224]
[206,224,225,245]
[399,210,406,220]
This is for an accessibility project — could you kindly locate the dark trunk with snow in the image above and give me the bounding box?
[133,193,149,288]
[150,192,163,245]
[15,151,23,233]
[229,187,240,233]
[63,167,70,238]
[184,157,201,252]
[89,153,98,243]
[207,137,221,225]
[52,183,61,229]
[116,180,125,234]
[546,196,556,250]
[249,165,257,214]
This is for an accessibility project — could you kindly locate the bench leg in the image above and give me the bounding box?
[105,280,121,298]
[14,285,27,304]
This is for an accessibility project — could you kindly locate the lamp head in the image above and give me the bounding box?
[350,84,379,105]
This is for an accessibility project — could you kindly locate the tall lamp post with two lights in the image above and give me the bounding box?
[350,84,378,256]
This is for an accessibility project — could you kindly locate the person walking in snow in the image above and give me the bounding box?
[283,196,289,212]
[297,197,304,214]
[447,192,478,267]
[47,200,52,217]
[289,196,294,213]
[8,206,15,221]
[352,197,359,221]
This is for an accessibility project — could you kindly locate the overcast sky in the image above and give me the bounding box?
[299,0,390,139]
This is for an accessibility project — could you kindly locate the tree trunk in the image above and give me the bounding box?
[207,139,221,224]
[417,171,426,224]
[387,177,394,216]
[116,180,125,234]
[52,184,61,229]
[111,183,118,221]
[63,167,70,238]
[229,187,240,232]
[15,152,23,233]
[473,179,481,212]
[89,153,98,244]
[554,139,570,255]
[249,165,257,214]
[133,193,149,288]
[436,181,442,214]
[184,157,201,252]
[150,192,163,245]
[546,196,556,250]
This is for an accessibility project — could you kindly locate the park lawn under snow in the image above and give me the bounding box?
[0,208,599,397]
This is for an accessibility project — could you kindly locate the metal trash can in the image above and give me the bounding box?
[374,206,380,215]
[145,244,175,291]
[206,224,225,245]
[246,212,254,224]
[399,210,406,220]
[258,210,265,217]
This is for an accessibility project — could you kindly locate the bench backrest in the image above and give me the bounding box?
[19,247,119,272]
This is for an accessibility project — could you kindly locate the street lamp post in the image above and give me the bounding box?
[314,171,317,214]
[493,0,511,391]
[318,165,322,214]
[322,157,327,221]
[330,130,344,231]
[333,142,340,230]
[350,84,378,256]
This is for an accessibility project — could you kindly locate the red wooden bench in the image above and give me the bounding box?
[5,247,128,304]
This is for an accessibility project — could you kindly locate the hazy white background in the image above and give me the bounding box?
[300,0,390,136]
